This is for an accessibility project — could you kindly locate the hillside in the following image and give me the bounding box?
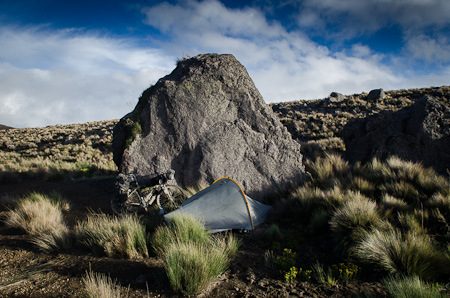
[0,124,13,130]
[271,86,450,158]
[0,120,117,180]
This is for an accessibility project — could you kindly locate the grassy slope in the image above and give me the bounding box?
[0,120,117,177]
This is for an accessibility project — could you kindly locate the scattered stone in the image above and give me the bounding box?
[330,92,345,101]
[113,53,306,199]
[367,88,385,101]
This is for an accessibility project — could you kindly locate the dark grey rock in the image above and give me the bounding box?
[113,53,306,199]
[367,88,385,101]
[342,95,450,175]
[330,92,345,101]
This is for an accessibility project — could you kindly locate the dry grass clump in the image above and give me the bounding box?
[75,213,148,259]
[306,153,350,187]
[354,228,450,281]
[382,275,448,298]
[152,214,239,295]
[329,193,381,247]
[83,269,122,298]
[4,192,71,253]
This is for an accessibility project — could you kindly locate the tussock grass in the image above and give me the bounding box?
[381,194,410,212]
[152,214,239,295]
[164,241,230,295]
[354,228,450,280]
[306,153,350,187]
[307,154,350,186]
[75,213,148,259]
[4,192,70,253]
[83,269,122,298]
[329,192,381,247]
[382,275,447,298]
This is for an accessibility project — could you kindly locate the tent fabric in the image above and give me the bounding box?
[164,177,271,233]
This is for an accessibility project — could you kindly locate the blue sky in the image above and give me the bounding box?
[1,0,449,128]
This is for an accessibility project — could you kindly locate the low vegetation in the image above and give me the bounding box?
[272,153,450,284]
[382,275,447,298]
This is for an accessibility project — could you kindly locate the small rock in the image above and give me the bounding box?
[367,88,385,101]
[330,92,345,101]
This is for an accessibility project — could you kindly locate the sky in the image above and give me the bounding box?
[1,0,449,128]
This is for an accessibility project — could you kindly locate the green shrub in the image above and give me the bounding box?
[274,248,296,273]
[284,266,298,283]
[83,269,122,298]
[75,213,148,259]
[382,275,447,298]
[331,262,360,281]
[354,227,450,280]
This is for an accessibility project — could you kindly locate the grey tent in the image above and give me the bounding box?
[164,177,271,233]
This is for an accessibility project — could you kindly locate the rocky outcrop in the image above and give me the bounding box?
[113,54,306,199]
[342,96,450,175]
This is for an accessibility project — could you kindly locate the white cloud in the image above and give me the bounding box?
[296,0,450,36]
[405,34,450,62]
[142,0,411,101]
[1,1,449,127]
[0,26,174,127]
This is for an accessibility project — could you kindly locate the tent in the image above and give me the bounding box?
[164,177,271,233]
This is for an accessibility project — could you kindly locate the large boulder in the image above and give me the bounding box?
[342,96,450,175]
[113,54,306,199]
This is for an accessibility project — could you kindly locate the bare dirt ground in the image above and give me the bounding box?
[0,177,388,297]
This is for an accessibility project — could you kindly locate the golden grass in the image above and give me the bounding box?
[83,269,122,298]
[4,192,70,253]
[355,228,450,281]
[75,213,148,259]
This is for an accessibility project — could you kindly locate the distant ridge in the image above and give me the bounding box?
[0,124,13,130]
